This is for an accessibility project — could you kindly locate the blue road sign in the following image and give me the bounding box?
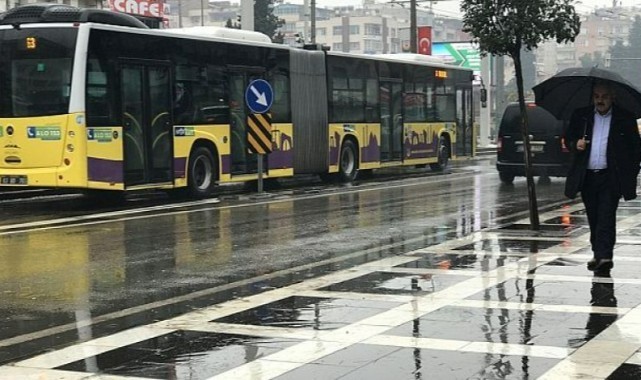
[245,79,273,114]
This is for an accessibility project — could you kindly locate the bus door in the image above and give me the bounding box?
[455,85,474,156]
[120,61,173,187]
[228,70,265,174]
[380,81,403,162]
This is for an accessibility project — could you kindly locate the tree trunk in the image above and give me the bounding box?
[512,51,540,230]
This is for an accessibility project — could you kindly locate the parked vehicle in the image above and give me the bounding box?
[496,102,571,184]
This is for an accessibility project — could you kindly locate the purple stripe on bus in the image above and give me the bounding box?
[174,157,187,179]
[221,154,230,174]
[403,131,439,159]
[88,157,123,183]
[361,133,380,163]
[268,150,293,169]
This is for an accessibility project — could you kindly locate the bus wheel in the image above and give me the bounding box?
[339,140,358,182]
[430,137,449,171]
[186,147,217,198]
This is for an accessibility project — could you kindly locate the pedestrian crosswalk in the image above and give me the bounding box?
[2,201,641,379]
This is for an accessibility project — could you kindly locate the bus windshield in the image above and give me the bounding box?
[0,27,76,117]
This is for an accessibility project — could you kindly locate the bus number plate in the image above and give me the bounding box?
[0,175,27,185]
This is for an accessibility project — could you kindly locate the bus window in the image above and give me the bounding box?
[12,58,72,116]
[86,59,115,126]
[269,71,290,123]
[403,92,426,122]
[175,63,229,125]
[0,28,76,118]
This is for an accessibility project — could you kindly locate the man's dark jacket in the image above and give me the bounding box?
[564,105,641,200]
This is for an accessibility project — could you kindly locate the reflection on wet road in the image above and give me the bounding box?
[3,161,641,379]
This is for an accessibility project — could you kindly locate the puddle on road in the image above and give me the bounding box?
[489,223,583,237]
[58,330,299,379]
[273,344,559,380]
[385,305,617,348]
[544,215,588,225]
[571,208,639,217]
[609,363,641,379]
[318,272,470,295]
[453,239,563,253]
[466,277,641,308]
[212,296,402,329]
[397,253,524,272]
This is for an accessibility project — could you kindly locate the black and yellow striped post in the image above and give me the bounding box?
[247,113,272,154]
[247,113,272,193]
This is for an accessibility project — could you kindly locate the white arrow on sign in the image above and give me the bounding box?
[250,85,268,106]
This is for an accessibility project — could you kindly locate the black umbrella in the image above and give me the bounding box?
[533,66,641,120]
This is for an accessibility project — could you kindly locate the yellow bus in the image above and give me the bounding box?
[0,4,475,198]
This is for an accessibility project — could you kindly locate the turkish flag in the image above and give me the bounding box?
[417,26,432,55]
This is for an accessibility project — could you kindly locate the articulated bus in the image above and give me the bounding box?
[0,4,475,198]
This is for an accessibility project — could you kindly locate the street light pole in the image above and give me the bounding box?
[410,0,416,53]
[200,0,204,26]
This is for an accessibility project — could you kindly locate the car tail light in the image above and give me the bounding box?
[497,137,503,153]
[561,137,569,152]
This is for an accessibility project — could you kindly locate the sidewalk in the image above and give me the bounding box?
[2,201,641,379]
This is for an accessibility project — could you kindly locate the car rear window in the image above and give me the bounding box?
[499,105,563,135]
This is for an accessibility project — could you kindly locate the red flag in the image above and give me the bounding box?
[417,26,432,55]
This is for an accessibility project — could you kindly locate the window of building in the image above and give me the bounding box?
[349,25,360,34]
[333,26,342,35]
[364,23,381,36]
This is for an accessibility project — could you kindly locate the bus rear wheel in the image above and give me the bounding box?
[339,140,358,182]
[430,137,449,171]
[186,146,217,198]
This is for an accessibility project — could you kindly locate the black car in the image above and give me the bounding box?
[496,102,571,184]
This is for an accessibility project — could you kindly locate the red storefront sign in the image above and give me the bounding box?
[109,0,167,18]
[417,26,432,55]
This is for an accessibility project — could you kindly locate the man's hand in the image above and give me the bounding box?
[577,137,587,151]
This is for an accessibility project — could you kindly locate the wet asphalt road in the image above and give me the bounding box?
[0,158,574,367]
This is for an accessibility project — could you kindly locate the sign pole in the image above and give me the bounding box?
[257,154,263,194]
[244,79,274,197]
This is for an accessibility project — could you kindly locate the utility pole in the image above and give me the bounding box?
[241,0,254,31]
[389,0,457,54]
[311,0,316,43]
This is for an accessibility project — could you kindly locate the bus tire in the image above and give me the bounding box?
[186,146,217,198]
[339,140,358,182]
[430,136,449,171]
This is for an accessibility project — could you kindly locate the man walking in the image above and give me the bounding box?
[565,81,641,273]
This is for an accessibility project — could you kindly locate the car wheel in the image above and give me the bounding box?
[499,172,515,184]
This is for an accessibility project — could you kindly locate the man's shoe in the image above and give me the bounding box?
[587,259,598,270]
[592,259,613,272]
